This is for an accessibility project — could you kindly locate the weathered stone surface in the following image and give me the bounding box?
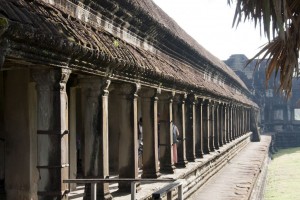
[0,0,257,108]
[187,135,271,200]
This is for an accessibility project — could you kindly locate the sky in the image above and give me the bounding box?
[152,0,268,61]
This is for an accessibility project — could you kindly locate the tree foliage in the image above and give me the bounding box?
[228,0,300,96]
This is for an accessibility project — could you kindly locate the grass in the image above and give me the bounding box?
[264,147,300,200]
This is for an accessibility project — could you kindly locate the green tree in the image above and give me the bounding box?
[228,0,300,96]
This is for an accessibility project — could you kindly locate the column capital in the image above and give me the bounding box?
[114,82,141,97]
[197,97,205,106]
[32,68,71,92]
[173,92,187,103]
[78,76,111,98]
[158,90,175,101]
[187,93,196,103]
[139,87,161,98]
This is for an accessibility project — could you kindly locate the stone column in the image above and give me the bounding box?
[223,103,228,144]
[245,108,247,132]
[240,107,243,135]
[229,104,233,141]
[69,87,77,191]
[158,91,175,173]
[230,105,235,140]
[209,101,215,152]
[241,107,244,135]
[196,98,204,158]
[140,87,161,178]
[236,106,239,138]
[173,93,188,168]
[240,107,242,136]
[186,94,196,162]
[248,108,251,131]
[116,83,140,191]
[219,103,223,147]
[239,107,242,137]
[79,77,112,199]
[235,106,237,139]
[33,69,70,200]
[236,106,239,137]
[214,102,220,150]
[202,99,210,154]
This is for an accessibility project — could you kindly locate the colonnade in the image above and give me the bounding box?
[0,68,253,199]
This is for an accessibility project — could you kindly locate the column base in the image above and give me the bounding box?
[142,170,161,178]
[214,141,220,150]
[203,144,210,154]
[160,164,175,174]
[209,136,215,151]
[176,160,188,168]
[118,182,141,193]
[196,150,204,158]
[187,156,196,162]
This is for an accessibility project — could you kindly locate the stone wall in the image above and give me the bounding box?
[274,131,300,148]
[3,69,38,199]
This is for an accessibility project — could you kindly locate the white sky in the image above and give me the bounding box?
[153,0,268,60]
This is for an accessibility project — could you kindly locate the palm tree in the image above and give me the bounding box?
[228,0,300,96]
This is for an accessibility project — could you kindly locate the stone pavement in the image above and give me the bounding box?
[187,135,271,200]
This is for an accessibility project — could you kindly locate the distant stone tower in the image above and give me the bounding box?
[224,54,255,79]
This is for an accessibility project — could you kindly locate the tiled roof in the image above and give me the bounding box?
[0,0,257,106]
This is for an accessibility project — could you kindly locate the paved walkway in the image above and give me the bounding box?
[187,135,271,200]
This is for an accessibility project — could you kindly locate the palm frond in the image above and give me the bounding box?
[229,0,300,96]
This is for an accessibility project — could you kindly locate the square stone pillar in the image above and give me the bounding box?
[218,103,223,147]
[241,108,243,135]
[232,106,238,139]
[173,93,188,168]
[202,99,210,154]
[140,87,161,178]
[32,69,70,200]
[186,94,196,162]
[229,104,233,141]
[116,83,140,191]
[79,77,112,200]
[209,101,215,152]
[236,106,242,137]
[195,98,204,158]
[214,102,220,150]
[248,109,251,131]
[158,91,175,174]
[224,103,229,144]
[238,107,241,137]
[232,105,235,140]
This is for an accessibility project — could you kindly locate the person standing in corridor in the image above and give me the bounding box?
[172,121,180,164]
